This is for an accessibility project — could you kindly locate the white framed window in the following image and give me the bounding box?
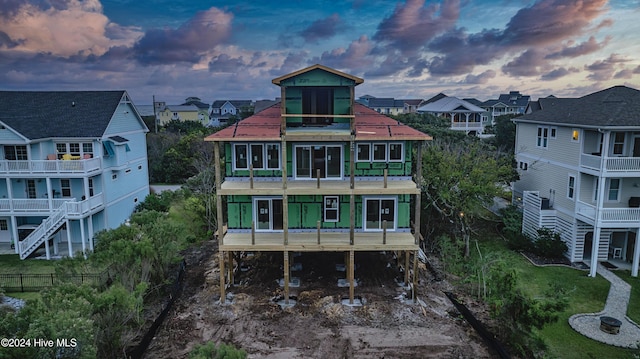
[324,196,339,222]
[363,197,397,231]
[607,178,621,202]
[612,132,625,156]
[234,143,280,171]
[567,175,576,200]
[537,126,549,148]
[389,143,403,162]
[56,142,92,159]
[293,144,342,179]
[356,143,370,162]
[550,127,557,139]
[60,179,71,197]
[519,161,528,171]
[112,173,118,181]
[253,197,283,232]
[233,144,248,170]
[88,178,94,197]
[4,145,27,161]
[372,143,387,162]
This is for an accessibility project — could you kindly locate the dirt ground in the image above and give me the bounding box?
[143,240,493,359]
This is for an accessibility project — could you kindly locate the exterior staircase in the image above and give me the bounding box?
[19,204,67,259]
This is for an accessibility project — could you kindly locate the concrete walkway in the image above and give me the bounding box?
[568,264,640,348]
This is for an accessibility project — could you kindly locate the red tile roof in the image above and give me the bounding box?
[204,103,431,142]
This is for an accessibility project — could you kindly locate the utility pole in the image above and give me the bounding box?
[153,95,158,133]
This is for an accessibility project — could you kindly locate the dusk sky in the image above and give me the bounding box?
[1,0,639,107]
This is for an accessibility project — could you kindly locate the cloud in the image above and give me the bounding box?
[373,0,459,55]
[540,67,579,81]
[299,14,344,42]
[546,36,611,59]
[461,70,496,84]
[502,49,550,77]
[502,0,608,46]
[423,0,609,77]
[585,53,630,81]
[133,7,233,65]
[0,0,141,58]
[314,35,374,72]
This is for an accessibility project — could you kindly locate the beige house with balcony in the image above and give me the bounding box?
[513,86,640,277]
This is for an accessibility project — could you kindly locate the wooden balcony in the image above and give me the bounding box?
[580,154,640,177]
[0,158,102,175]
[219,177,420,196]
[220,230,417,252]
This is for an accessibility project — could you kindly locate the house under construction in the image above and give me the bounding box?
[205,64,431,304]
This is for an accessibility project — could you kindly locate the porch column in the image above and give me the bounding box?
[88,215,94,252]
[6,178,14,212]
[10,216,18,254]
[83,177,90,200]
[80,218,87,259]
[66,219,73,257]
[632,230,640,277]
[45,178,53,210]
[412,250,419,303]
[44,237,50,260]
[589,131,610,277]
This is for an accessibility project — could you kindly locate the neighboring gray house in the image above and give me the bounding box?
[356,96,424,115]
[482,91,530,125]
[417,95,486,135]
[209,100,254,126]
[512,86,640,277]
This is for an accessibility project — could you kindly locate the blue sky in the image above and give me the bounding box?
[0,0,639,106]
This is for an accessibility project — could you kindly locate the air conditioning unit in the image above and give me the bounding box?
[541,198,551,209]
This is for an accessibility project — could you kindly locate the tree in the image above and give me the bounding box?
[420,139,515,257]
[490,114,519,153]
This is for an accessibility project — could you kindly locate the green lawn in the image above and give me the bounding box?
[477,239,639,358]
[0,254,57,274]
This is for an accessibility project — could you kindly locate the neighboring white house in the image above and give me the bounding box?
[0,91,150,259]
[417,95,486,135]
[512,86,640,277]
[481,91,530,125]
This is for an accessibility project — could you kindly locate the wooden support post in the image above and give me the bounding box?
[349,194,355,245]
[414,141,424,245]
[383,169,388,188]
[228,251,234,286]
[413,249,419,303]
[383,220,387,244]
[316,169,321,188]
[349,250,355,304]
[317,220,321,244]
[281,136,287,189]
[283,251,290,305]
[350,136,355,190]
[219,251,226,303]
[283,193,289,245]
[404,251,410,286]
[249,164,254,189]
[251,221,255,245]
[214,142,224,246]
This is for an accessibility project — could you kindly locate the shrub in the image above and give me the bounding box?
[533,228,567,258]
[189,342,247,359]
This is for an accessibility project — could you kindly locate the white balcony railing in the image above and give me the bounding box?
[0,158,101,174]
[0,194,103,214]
[450,122,483,130]
[580,154,640,173]
[575,200,640,225]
